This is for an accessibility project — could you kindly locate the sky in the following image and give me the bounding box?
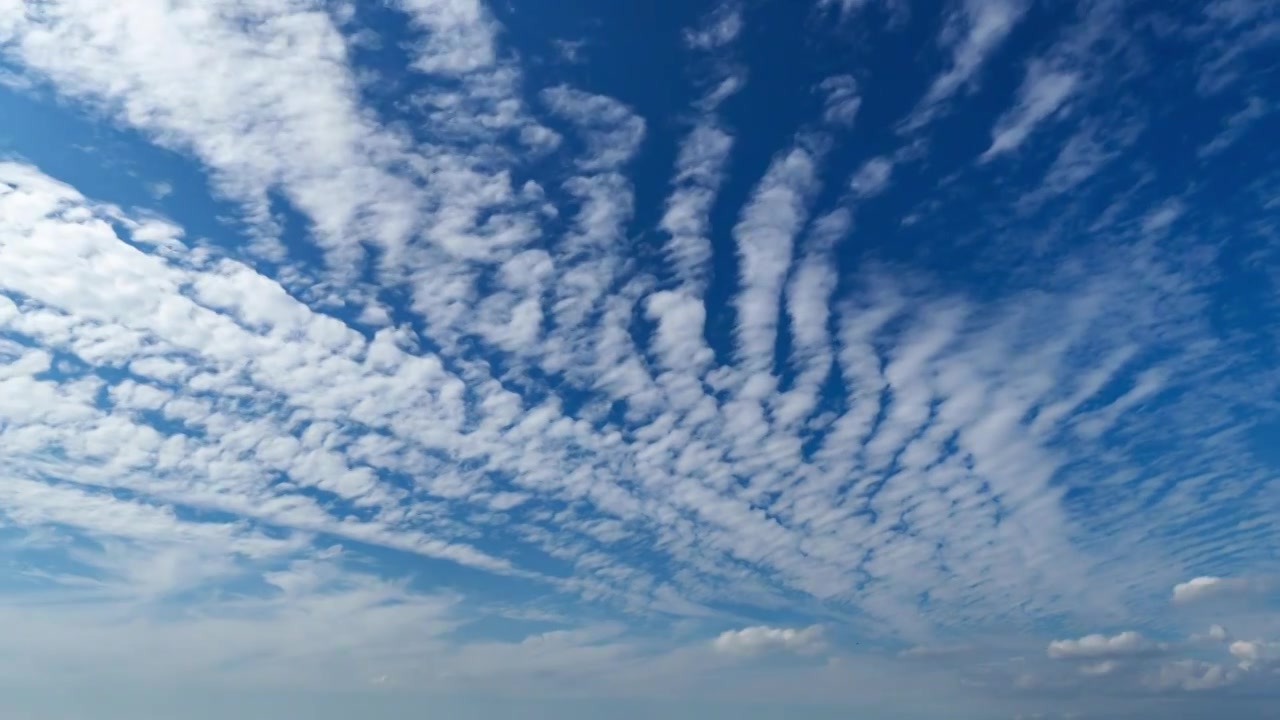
[0,0,1278,718]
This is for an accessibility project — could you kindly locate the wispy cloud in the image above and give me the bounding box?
[818,75,861,127]
[685,2,744,51]
[981,62,1079,161]
[900,0,1028,132]
[849,155,894,198]
[1198,96,1272,158]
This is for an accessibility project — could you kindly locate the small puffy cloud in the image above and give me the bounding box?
[849,156,893,198]
[1229,640,1260,665]
[1229,640,1279,671]
[818,75,861,127]
[1172,576,1256,604]
[1047,631,1159,659]
[685,3,743,51]
[552,38,587,64]
[711,625,825,657]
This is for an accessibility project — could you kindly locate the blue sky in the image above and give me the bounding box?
[0,0,1278,718]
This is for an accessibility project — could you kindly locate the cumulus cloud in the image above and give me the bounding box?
[1172,577,1258,604]
[1047,632,1161,659]
[1229,640,1279,670]
[711,625,826,657]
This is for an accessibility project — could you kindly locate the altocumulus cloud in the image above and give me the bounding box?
[0,1,1279,719]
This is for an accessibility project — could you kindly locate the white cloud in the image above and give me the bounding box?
[1015,121,1137,211]
[849,156,894,198]
[817,0,869,14]
[4,152,1195,642]
[1194,0,1280,94]
[901,0,1029,131]
[732,144,820,373]
[1,3,1277,714]
[0,159,516,574]
[0,0,426,267]
[1229,640,1279,670]
[1047,631,1160,659]
[1,0,557,290]
[981,62,1079,161]
[552,38,587,64]
[647,290,715,372]
[396,0,498,75]
[1172,576,1257,604]
[1140,200,1184,235]
[685,3,744,51]
[148,181,173,200]
[711,625,826,657]
[541,86,647,171]
[0,65,34,90]
[819,75,861,127]
[1198,96,1271,158]
[700,73,746,112]
[662,120,735,290]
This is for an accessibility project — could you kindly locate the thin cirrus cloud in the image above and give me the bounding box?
[898,0,1029,133]
[0,0,1278,719]
[980,62,1079,161]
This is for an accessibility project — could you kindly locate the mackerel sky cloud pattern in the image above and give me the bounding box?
[0,1,1278,719]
